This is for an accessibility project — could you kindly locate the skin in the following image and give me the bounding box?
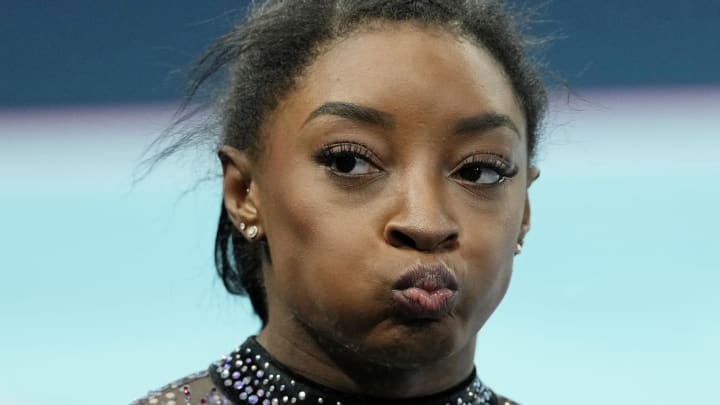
[221,23,539,397]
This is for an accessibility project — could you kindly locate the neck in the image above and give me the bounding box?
[257,319,477,398]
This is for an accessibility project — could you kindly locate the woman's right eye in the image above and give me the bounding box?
[328,152,376,175]
[315,143,380,177]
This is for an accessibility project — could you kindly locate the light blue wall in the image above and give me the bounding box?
[1,87,718,404]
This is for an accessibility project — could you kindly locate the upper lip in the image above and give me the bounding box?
[392,263,459,292]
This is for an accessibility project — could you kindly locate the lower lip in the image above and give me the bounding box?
[392,288,458,320]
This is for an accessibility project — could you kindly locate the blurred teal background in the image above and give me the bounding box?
[1,1,718,404]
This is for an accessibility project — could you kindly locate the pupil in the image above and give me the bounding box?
[460,166,481,181]
[335,153,357,173]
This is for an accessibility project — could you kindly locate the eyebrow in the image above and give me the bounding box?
[304,102,395,129]
[304,101,520,138]
[453,113,521,138]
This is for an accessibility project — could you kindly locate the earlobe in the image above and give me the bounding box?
[219,145,263,239]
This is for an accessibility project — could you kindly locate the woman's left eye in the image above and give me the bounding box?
[455,164,503,185]
[451,157,517,186]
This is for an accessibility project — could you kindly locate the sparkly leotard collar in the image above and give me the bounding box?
[208,336,499,405]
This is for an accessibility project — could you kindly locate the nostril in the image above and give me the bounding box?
[389,230,417,249]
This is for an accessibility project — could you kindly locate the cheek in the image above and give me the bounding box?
[453,194,524,325]
[259,165,383,326]
[456,236,513,327]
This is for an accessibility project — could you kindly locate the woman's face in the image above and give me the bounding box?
[235,24,535,366]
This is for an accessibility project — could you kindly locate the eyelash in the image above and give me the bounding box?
[314,142,518,186]
[313,142,380,176]
[451,153,519,186]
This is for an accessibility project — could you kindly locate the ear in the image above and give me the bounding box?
[219,145,262,239]
[519,166,540,243]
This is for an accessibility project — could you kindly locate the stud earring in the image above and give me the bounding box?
[514,243,523,256]
[247,225,259,240]
[239,222,246,231]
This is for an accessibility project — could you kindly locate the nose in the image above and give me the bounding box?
[383,180,459,253]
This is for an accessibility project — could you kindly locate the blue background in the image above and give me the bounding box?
[0,1,718,404]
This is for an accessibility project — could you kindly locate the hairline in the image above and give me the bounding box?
[251,19,530,161]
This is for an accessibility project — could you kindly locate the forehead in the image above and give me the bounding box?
[268,23,526,138]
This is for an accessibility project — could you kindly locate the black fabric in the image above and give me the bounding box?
[208,336,516,405]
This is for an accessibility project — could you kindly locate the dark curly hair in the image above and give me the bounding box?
[155,0,549,326]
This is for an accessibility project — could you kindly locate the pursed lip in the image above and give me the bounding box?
[391,263,459,320]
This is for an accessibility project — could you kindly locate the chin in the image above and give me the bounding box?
[354,317,468,369]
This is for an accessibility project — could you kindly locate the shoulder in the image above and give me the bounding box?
[130,369,228,405]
